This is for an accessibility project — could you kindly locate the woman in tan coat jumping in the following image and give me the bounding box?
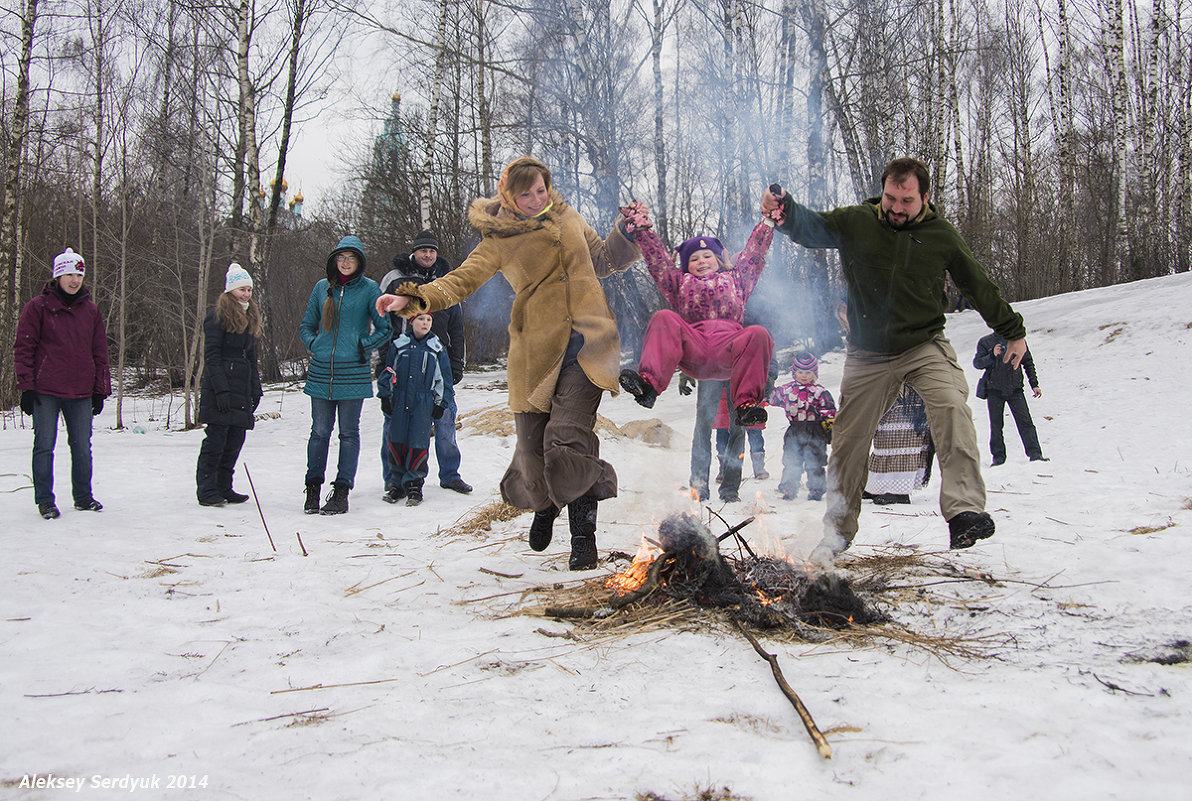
[376,157,645,570]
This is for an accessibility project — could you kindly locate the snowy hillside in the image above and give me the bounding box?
[2,273,1191,800]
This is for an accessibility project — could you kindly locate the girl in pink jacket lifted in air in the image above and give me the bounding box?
[618,202,783,426]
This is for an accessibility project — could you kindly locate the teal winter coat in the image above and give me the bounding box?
[300,242,391,400]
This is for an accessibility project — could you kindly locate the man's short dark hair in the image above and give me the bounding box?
[881,158,931,198]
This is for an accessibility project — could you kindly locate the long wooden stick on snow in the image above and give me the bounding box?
[733,617,833,759]
[244,464,276,553]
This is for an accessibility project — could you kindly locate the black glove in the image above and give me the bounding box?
[91,394,104,416]
[20,390,38,416]
[380,397,392,416]
[432,405,445,420]
[215,392,231,413]
[678,374,694,396]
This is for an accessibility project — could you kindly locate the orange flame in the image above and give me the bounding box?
[606,554,655,594]
[605,537,660,594]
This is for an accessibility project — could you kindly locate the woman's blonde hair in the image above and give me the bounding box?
[216,291,262,337]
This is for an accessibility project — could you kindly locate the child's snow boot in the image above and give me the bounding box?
[567,495,599,571]
[405,482,423,507]
[618,370,658,409]
[529,504,560,551]
[320,482,349,515]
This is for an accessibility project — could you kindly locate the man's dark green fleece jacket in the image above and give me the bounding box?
[777,195,1026,355]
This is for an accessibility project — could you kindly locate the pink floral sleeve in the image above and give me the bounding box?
[731,221,775,300]
[636,228,682,306]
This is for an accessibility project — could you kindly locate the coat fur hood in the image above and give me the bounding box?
[466,189,569,239]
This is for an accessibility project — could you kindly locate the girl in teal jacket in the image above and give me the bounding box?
[299,235,391,514]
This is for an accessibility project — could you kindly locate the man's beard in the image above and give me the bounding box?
[886,210,908,229]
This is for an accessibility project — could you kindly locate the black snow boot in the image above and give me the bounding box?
[304,482,321,514]
[404,482,423,507]
[320,482,349,515]
[567,495,599,571]
[618,370,658,409]
[224,489,250,504]
[528,504,561,552]
[948,511,995,549]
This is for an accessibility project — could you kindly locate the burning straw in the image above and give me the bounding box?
[514,513,1012,757]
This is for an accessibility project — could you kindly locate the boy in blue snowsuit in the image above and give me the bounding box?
[377,313,453,506]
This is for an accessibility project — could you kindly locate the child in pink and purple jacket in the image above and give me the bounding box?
[768,351,836,501]
[618,204,782,426]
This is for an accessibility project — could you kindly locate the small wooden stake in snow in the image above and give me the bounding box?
[733,617,833,759]
[243,464,276,553]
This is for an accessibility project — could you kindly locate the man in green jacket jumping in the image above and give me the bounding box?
[762,157,1029,563]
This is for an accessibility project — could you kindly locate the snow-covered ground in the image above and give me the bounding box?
[3,273,1191,800]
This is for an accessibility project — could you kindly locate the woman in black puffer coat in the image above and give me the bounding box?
[196,263,264,506]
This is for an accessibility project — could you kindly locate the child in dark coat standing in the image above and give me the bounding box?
[195,263,264,506]
[768,352,836,501]
[14,247,112,519]
[376,312,454,506]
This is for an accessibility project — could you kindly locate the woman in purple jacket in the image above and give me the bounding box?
[14,248,112,519]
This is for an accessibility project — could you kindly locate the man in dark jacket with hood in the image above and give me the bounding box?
[973,333,1045,466]
[763,157,1030,561]
[378,230,472,494]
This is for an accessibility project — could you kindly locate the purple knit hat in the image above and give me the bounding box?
[676,235,725,273]
[792,351,819,375]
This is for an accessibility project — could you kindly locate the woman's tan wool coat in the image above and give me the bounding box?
[394,189,641,413]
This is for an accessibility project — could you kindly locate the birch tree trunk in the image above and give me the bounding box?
[420,0,452,230]
[1041,0,1076,289]
[1104,0,1130,282]
[651,0,669,245]
[186,169,219,428]
[89,0,107,309]
[931,0,948,214]
[115,156,129,430]
[474,0,494,195]
[231,0,254,257]
[801,0,837,351]
[948,0,965,228]
[0,0,39,410]
[254,0,308,379]
[1135,0,1162,275]
[1179,3,1192,273]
